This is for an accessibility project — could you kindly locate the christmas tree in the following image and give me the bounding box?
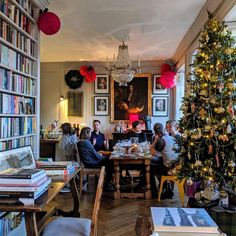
[178,13,236,186]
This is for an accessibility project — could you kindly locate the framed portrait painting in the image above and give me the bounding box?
[152,96,168,116]
[110,73,152,122]
[94,75,109,94]
[153,74,168,94]
[94,96,109,116]
[68,91,83,117]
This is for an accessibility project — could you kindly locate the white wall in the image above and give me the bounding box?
[40,60,174,137]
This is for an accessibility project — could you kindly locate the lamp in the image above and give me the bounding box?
[106,41,141,86]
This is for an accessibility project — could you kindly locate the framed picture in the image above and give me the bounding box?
[0,146,36,172]
[152,96,168,116]
[94,96,109,116]
[110,73,152,122]
[153,74,168,94]
[68,91,83,117]
[94,75,109,94]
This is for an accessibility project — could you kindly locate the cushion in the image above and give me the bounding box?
[42,217,91,236]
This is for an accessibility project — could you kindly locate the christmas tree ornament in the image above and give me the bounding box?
[208,144,213,154]
[217,83,224,92]
[215,153,220,167]
[226,124,232,133]
[215,106,225,114]
[199,89,208,97]
[204,125,212,132]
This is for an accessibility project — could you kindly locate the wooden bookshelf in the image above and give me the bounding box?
[0,0,46,157]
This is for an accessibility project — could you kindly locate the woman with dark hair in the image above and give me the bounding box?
[78,127,113,190]
[57,122,78,161]
[128,120,147,143]
[150,123,179,198]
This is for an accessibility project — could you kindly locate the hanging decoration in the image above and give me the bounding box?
[37,9,61,35]
[159,59,176,88]
[79,65,96,82]
[64,70,84,89]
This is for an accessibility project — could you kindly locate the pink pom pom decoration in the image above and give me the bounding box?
[159,71,176,88]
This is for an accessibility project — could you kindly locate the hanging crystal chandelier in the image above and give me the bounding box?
[106,41,141,86]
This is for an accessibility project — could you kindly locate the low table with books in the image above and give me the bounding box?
[0,147,81,236]
[150,207,226,236]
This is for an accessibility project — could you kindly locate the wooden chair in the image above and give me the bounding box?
[157,175,186,207]
[42,166,105,236]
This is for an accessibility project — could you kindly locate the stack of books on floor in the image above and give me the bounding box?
[36,161,76,176]
[0,168,51,205]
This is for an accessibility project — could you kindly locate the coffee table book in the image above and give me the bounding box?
[151,207,219,235]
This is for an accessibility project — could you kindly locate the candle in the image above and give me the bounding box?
[113,53,116,65]
[138,58,141,67]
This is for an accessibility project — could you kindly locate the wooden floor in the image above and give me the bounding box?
[52,177,187,236]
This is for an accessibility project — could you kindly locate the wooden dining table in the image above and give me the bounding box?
[110,152,152,200]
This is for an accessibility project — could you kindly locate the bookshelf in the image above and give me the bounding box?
[0,0,48,158]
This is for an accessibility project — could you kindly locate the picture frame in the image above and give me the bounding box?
[68,91,83,117]
[94,75,109,94]
[94,96,109,116]
[110,73,152,122]
[153,74,168,94]
[152,96,168,116]
[0,146,36,172]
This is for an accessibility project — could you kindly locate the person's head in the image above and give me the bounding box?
[93,120,101,132]
[79,127,91,140]
[60,123,75,135]
[157,100,164,108]
[166,120,178,135]
[129,84,134,91]
[132,120,141,133]
[153,123,164,136]
[100,78,106,84]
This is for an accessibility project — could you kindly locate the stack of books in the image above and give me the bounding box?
[0,168,51,205]
[150,207,225,236]
[36,161,76,176]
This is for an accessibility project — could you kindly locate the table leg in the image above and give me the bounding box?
[145,160,151,199]
[25,212,39,236]
[57,176,80,217]
[114,160,120,199]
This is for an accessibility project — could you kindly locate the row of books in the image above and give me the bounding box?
[36,161,76,176]
[0,44,34,76]
[0,68,36,96]
[0,19,36,57]
[1,0,33,35]
[0,116,36,138]
[0,135,35,151]
[0,92,35,114]
[0,168,51,205]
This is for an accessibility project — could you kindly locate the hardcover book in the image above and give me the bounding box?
[151,207,218,234]
[0,168,44,179]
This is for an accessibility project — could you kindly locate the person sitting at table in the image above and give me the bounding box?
[90,120,109,151]
[149,123,179,198]
[57,122,78,161]
[128,120,147,143]
[78,127,114,191]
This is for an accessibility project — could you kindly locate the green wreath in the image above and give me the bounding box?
[65,70,84,89]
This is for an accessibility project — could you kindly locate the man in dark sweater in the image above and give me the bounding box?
[90,120,109,151]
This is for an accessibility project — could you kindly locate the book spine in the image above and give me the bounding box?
[45,166,75,176]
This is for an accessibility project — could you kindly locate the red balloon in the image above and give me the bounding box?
[159,71,176,88]
[37,12,61,35]
[161,63,171,74]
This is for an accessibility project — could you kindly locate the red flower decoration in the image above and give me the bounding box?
[85,65,96,82]
[159,71,176,88]
[37,11,61,35]
[161,63,171,74]
[80,65,88,76]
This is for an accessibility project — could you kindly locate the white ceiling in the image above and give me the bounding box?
[40,0,208,62]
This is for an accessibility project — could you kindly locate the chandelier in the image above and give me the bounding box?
[106,42,141,86]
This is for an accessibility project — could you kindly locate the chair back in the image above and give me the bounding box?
[90,166,105,236]
[75,144,84,168]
